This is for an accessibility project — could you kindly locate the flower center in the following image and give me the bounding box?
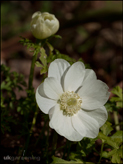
[58,91,82,117]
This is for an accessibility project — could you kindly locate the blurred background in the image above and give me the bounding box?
[1,1,122,89]
[1,1,122,163]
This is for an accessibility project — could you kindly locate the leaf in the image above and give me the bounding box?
[40,66,47,74]
[39,48,47,66]
[53,34,62,39]
[35,47,48,74]
[102,151,108,158]
[110,131,123,145]
[111,150,121,164]
[118,146,123,158]
[47,42,54,52]
[100,121,113,136]
[98,132,119,149]
[51,156,80,164]
[51,156,94,164]
[117,101,123,108]
[69,152,82,161]
[105,102,116,112]
[35,61,43,68]
[102,146,123,163]
[110,97,121,102]
[111,86,122,99]
[110,86,123,108]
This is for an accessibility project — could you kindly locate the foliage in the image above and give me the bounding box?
[1,64,27,133]
[110,86,123,108]
[1,29,123,164]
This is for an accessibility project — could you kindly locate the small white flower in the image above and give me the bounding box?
[36,59,110,141]
[30,11,59,39]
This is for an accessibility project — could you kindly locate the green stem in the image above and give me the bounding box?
[29,105,38,135]
[98,142,104,164]
[114,111,120,131]
[22,46,39,161]
[28,50,38,90]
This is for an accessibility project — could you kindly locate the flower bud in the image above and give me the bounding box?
[30,11,59,39]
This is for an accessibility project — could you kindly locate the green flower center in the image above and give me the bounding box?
[58,91,82,117]
[67,98,77,106]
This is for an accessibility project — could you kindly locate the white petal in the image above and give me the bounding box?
[83,106,108,127]
[48,59,70,85]
[81,97,104,110]
[64,62,85,92]
[43,77,63,100]
[72,114,86,137]
[82,69,97,86]
[78,79,110,110]
[77,110,99,138]
[48,107,55,120]
[49,104,83,141]
[36,86,57,114]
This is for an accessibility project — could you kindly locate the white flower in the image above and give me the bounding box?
[36,59,110,141]
[30,11,59,39]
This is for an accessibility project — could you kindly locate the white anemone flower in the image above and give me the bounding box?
[31,11,59,39]
[36,59,110,141]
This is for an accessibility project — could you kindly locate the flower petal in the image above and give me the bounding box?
[78,80,110,110]
[49,104,83,141]
[82,69,97,86]
[77,110,99,138]
[64,62,85,92]
[48,59,70,85]
[36,86,57,114]
[72,114,86,137]
[43,77,63,100]
[48,106,55,120]
[83,106,108,127]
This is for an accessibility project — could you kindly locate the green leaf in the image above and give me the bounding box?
[100,121,113,136]
[102,147,123,163]
[35,61,43,68]
[111,150,121,164]
[110,97,121,102]
[51,156,94,164]
[35,47,48,75]
[105,102,116,112]
[53,34,62,39]
[110,86,123,108]
[117,101,123,108]
[69,152,82,161]
[47,42,54,52]
[40,66,47,74]
[51,156,79,164]
[111,131,123,145]
[111,86,122,99]
[98,132,119,149]
[118,146,123,158]
[40,48,47,66]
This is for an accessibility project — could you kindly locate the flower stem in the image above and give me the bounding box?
[114,111,120,131]
[28,50,38,90]
[98,141,104,164]
[29,105,38,135]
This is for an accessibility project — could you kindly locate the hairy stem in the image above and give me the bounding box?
[28,50,38,90]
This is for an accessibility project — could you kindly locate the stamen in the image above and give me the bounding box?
[58,91,82,117]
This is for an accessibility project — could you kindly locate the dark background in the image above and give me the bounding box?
[1,1,122,163]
